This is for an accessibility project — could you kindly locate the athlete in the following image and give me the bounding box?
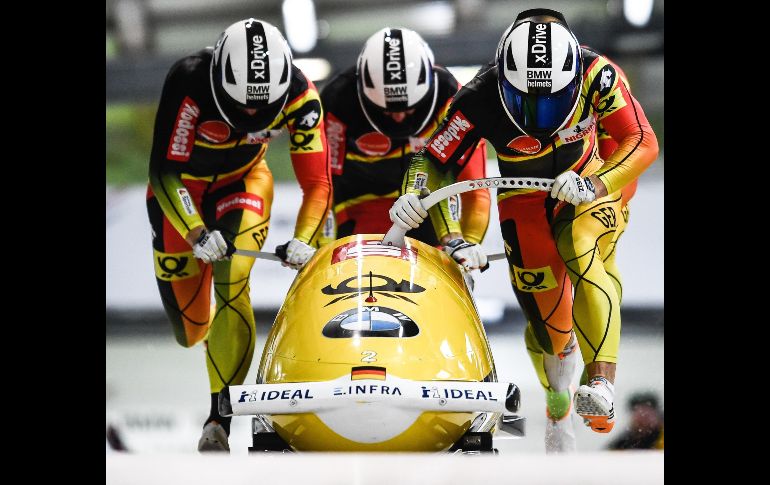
[539,51,641,453]
[321,27,489,269]
[389,8,658,447]
[146,18,331,452]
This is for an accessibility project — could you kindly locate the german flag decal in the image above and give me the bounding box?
[351,366,386,381]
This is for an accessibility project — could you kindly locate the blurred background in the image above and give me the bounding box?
[106,0,663,456]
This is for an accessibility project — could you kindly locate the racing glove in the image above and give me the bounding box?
[278,238,316,270]
[551,171,596,206]
[389,193,428,230]
[192,229,231,263]
[444,238,489,272]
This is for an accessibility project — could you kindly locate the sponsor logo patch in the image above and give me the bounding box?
[322,271,425,306]
[511,264,557,292]
[325,113,346,174]
[153,250,200,281]
[355,132,392,156]
[413,172,428,190]
[215,192,264,219]
[245,19,270,101]
[290,131,322,152]
[528,23,551,68]
[420,386,498,401]
[383,29,407,106]
[599,67,615,96]
[197,120,231,143]
[427,111,474,161]
[176,188,197,215]
[299,110,319,128]
[527,70,552,89]
[591,207,617,228]
[334,383,402,397]
[167,96,200,161]
[507,135,542,154]
[238,388,313,403]
[557,117,595,144]
[448,194,461,221]
[245,129,281,145]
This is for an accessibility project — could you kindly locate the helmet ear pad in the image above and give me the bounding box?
[495,11,583,138]
[210,18,293,132]
[355,28,439,139]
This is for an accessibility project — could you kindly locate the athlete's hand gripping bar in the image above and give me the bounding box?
[382,177,554,248]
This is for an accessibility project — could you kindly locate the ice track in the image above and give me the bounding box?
[107,451,663,484]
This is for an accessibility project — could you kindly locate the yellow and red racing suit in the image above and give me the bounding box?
[146,48,331,392]
[404,48,658,368]
[321,65,489,245]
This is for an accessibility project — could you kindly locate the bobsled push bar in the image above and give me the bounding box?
[218,379,521,417]
[232,177,553,261]
[382,177,554,248]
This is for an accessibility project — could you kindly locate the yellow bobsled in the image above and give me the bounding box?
[220,234,522,452]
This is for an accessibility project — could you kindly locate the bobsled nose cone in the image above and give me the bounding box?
[505,383,521,413]
[218,387,233,417]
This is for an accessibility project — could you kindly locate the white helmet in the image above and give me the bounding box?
[210,18,293,131]
[496,9,582,138]
[356,27,438,138]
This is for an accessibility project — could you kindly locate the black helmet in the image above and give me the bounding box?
[210,19,293,132]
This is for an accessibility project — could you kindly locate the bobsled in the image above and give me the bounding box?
[220,177,554,452]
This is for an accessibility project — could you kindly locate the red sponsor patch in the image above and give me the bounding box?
[506,135,542,155]
[331,239,418,264]
[166,96,200,161]
[355,132,392,156]
[215,192,264,220]
[427,110,474,162]
[197,120,231,143]
[326,113,347,175]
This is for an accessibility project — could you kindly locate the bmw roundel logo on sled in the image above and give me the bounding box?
[323,306,419,338]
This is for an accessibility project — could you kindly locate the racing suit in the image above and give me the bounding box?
[403,48,658,373]
[147,48,331,393]
[321,65,489,245]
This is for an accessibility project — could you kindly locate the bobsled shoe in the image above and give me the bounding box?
[574,376,615,433]
[545,388,576,453]
[197,421,230,452]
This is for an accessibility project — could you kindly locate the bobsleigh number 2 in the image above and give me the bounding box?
[220,230,525,452]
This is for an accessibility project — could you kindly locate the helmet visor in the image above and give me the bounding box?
[502,75,579,137]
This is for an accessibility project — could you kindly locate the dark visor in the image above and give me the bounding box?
[502,76,579,136]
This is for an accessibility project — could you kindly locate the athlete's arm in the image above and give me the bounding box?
[587,59,658,196]
[456,140,490,244]
[148,59,207,244]
[401,86,486,242]
[284,77,332,247]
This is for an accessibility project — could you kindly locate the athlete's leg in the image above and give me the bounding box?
[603,203,630,305]
[552,193,624,433]
[499,193,577,451]
[197,163,274,449]
[203,163,274,392]
[147,186,212,347]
